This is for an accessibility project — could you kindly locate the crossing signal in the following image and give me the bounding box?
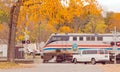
[110,42,114,46]
[26,40,30,44]
[110,41,120,46]
[116,42,120,46]
[22,40,30,44]
[22,40,25,44]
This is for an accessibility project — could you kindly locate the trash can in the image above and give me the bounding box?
[15,45,24,59]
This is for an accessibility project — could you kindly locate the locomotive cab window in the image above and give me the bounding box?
[47,36,69,44]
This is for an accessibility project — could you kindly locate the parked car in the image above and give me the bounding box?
[34,50,43,55]
[26,49,43,55]
[72,49,110,64]
[109,53,120,62]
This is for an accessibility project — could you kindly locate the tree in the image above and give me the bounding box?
[0,1,9,43]
[83,15,107,33]
[105,12,120,32]
[0,23,9,44]
[59,26,73,33]
[9,0,105,45]
[7,0,22,62]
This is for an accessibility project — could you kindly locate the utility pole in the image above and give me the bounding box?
[7,0,22,62]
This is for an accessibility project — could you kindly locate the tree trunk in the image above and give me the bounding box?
[7,0,22,62]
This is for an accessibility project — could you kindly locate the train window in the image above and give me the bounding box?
[73,37,77,41]
[79,36,83,41]
[97,36,103,41]
[91,36,95,40]
[86,36,95,41]
[62,36,69,41]
[86,36,90,41]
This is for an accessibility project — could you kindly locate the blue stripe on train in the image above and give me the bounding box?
[43,48,120,50]
[44,48,71,50]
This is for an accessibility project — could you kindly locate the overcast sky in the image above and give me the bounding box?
[97,0,120,12]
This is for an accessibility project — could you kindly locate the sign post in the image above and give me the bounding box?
[113,27,117,64]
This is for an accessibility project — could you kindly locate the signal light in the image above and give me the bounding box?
[26,40,30,44]
[22,40,25,44]
[110,41,120,46]
[110,42,114,46]
[116,42,120,46]
[22,40,30,44]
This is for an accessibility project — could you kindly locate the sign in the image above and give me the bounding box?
[72,43,78,52]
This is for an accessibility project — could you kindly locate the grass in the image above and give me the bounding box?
[0,62,35,69]
[0,62,19,69]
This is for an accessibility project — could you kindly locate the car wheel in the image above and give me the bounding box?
[73,58,77,64]
[84,62,87,64]
[91,58,96,65]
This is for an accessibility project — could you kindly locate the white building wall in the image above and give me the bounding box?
[0,44,7,57]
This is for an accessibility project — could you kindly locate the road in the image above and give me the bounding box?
[0,63,104,72]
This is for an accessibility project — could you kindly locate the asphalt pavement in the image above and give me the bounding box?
[0,63,104,72]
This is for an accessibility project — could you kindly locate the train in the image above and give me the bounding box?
[41,33,120,63]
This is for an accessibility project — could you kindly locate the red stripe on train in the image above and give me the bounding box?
[44,44,111,48]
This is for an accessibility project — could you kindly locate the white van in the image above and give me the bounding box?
[72,49,110,64]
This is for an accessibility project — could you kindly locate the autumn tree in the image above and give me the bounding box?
[0,0,9,44]
[13,0,106,43]
[81,0,107,33]
[83,15,107,33]
[105,12,120,32]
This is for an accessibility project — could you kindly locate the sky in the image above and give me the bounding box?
[97,0,120,12]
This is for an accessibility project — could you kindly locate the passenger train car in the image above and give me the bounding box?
[42,33,120,63]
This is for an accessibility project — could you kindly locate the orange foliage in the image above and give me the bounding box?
[59,26,73,33]
[108,13,120,31]
[0,24,3,31]
[15,0,104,41]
